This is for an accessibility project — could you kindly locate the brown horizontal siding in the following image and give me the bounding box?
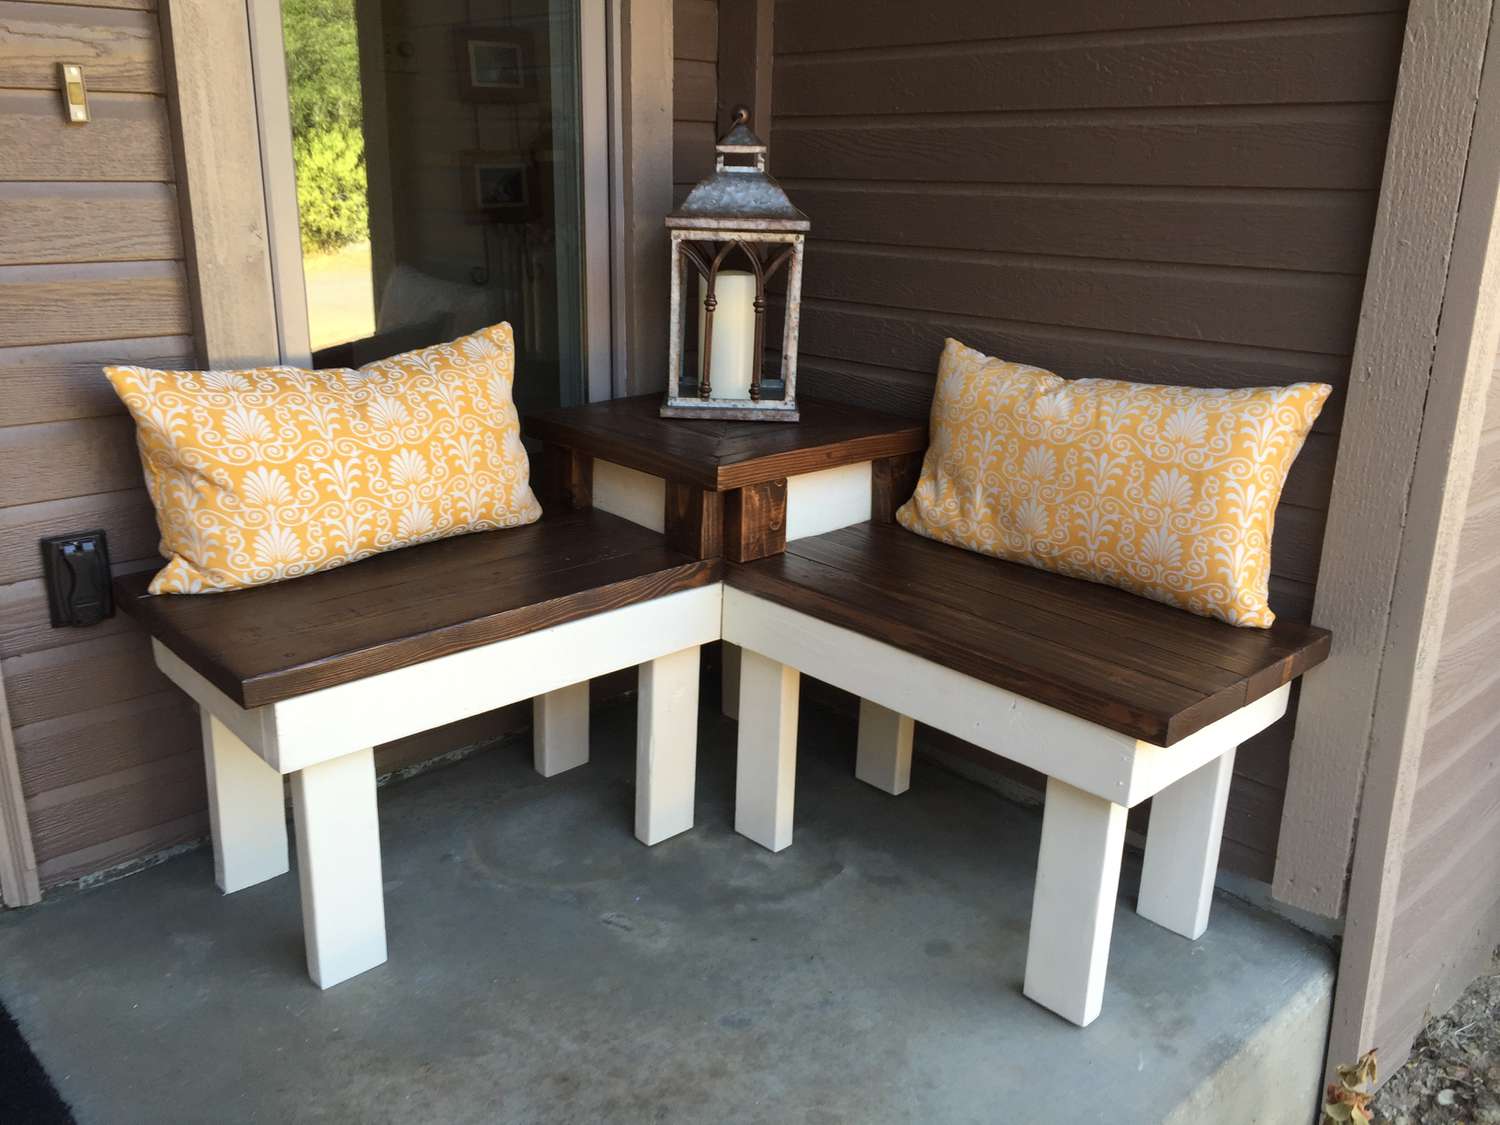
[0,183,182,266]
[773,0,1405,54]
[673,0,717,203]
[0,0,199,890]
[0,89,172,181]
[774,15,1403,116]
[0,0,163,93]
[1370,358,1500,1068]
[774,3,1402,879]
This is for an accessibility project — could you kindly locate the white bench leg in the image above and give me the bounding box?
[721,641,741,721]
[854,699,914,795]
[533,682,590,777]
[1023,777,1127,1027]
[636,645,701,845]
[734,649,800,852]
[201,710,288,894]
[291,747,387,989]
[1137,747,1237,940]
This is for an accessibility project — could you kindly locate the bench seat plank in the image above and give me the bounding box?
[726,522,1330,747]
[116,509,720,709]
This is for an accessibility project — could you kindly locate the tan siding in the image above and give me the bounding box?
[0,0,163,93]
[1371,358,1500,1067]
[672,0,716,201]
[0,90,173,181]
[0,183,182,266]
[0,0,198,887]
[774,1,1403,878]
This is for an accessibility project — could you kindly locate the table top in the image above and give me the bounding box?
[523,394,927,491]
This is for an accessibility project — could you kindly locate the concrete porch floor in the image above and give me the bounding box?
[0,695,1333,1124]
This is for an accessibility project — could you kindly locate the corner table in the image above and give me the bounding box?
[524,394,927,563]
[524,393,928,721]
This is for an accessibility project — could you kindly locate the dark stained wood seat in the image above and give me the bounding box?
[115,508,720,710]
[725,521,1331,747]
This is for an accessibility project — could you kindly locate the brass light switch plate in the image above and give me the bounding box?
[59,63,89,124]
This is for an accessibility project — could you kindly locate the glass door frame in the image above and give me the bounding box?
[243,0,616,404]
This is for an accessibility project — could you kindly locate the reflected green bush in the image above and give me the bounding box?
[294,125,369,254]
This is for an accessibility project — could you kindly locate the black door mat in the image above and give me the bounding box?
[0,1001,73,1124]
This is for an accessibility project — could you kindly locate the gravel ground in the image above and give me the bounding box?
[1372,959,1500,1125]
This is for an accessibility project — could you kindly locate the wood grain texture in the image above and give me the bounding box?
[0,334,195,426]
[664,480,723,559]
[801,243,1364,355]
[2,629,170,728]
[524,394,926,491]
[0,89,172,181]
[0,261,191,347]
[0,488,158,585]
[25,748,204,864]
[792,302,1351,432]
[673,58,716,124]
[774,106,1393,191]
[11,688,195,798]
[871,452,924,524]
[775,15,1403,116]
[724,479,787,563]
[673,0,716,62]
[0,415,143,508]
[36,809,205,887]
[538,444,593,511]
[0,0,163,93]
[786,184,1380,275]
[115,510,722,709]
[0,182,182,266]
[774,0,1405,54]
[23,0,153,9]
[727,521,1329,746]
[0,575,139,659]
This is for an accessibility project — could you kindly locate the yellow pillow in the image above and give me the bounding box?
[106,322,542,594]
[896,339,1330,627]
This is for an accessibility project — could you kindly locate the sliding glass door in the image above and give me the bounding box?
[276,0,594,412]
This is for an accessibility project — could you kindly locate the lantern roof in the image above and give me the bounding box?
[667,109,810,233]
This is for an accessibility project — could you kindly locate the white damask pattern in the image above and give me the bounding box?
[106,322,542,594]
[897,338,1331,627]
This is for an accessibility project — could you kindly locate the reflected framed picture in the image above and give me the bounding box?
[462,151,540,224]
[454,27,536,103]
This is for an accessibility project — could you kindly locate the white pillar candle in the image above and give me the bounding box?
[698,269,757,400]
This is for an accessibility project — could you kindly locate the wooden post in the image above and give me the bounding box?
[734,648,800,852]
[716,0,774,138]
[724,479,787,562]
[664,481,724,558]
[201,710,289,894]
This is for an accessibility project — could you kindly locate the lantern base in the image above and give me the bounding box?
[660,394,799,423]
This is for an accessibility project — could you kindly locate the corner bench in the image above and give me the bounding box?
[116,509,720,989]
[723,520,1330,1027]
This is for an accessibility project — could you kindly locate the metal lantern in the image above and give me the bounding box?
[661,108,809,422]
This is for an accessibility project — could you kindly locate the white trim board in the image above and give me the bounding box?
[1274,0,1499,918]
[1324,0,1500,1074]
[722,587,1288,809]
[153,584,722,774]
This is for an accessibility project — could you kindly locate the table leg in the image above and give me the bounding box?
[721,642,741,721]
[1137,747,1237,941]
[291,747,387,989]
[636,645,701,845]
[734,649,800,852]
[854,698,914,795]
[1023,777,1127,1026]
[533,682,590,777]
[201,710,288,894]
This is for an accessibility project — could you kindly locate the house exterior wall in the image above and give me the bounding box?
[0,0,206,890]
[769,0,1406,880]
[0,0,709,893]
[1371,360,1500,1062]
[672,0,716,201]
